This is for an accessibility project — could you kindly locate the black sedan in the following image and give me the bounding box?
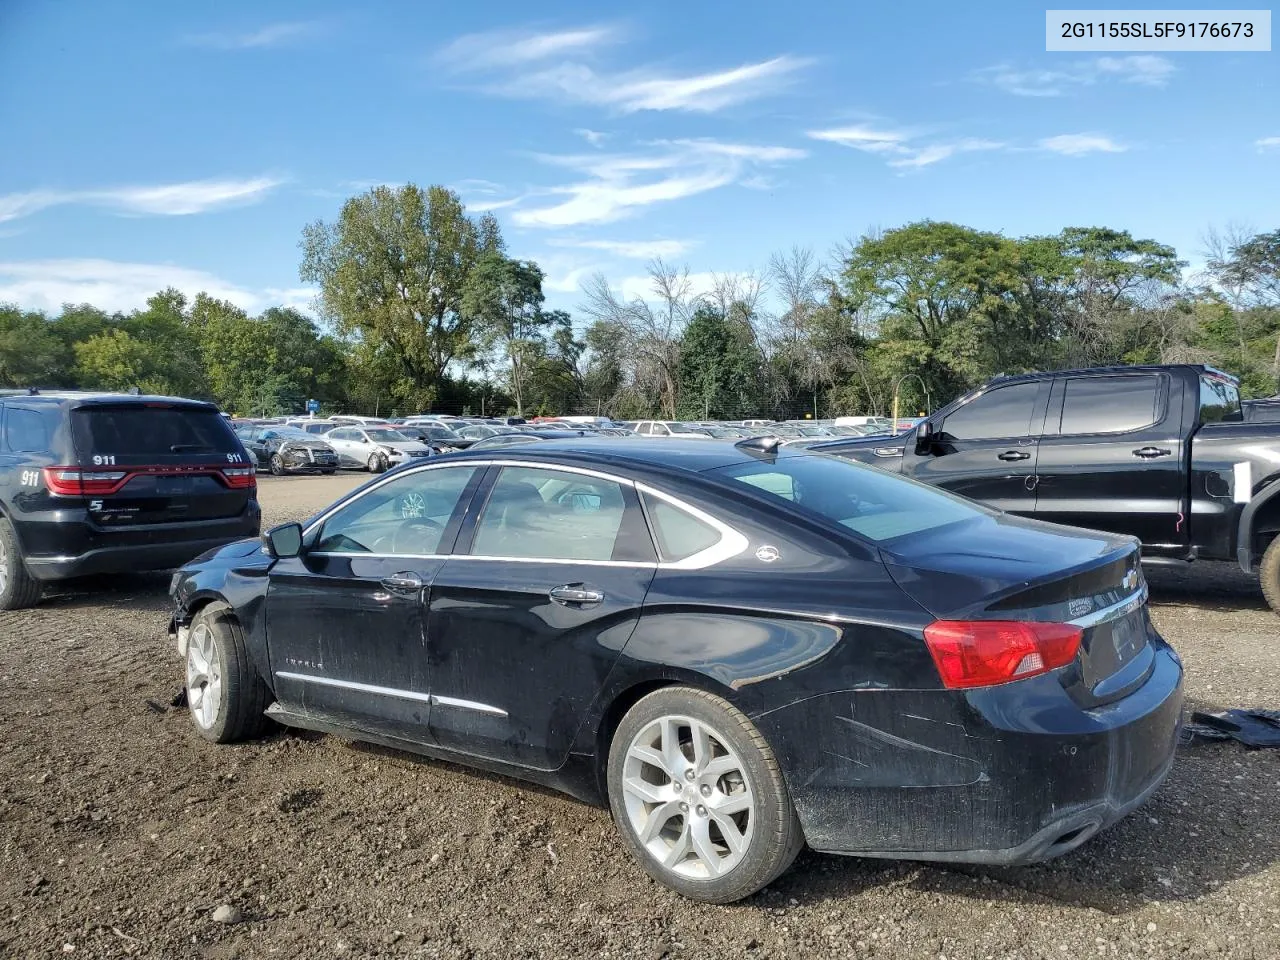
[168,438,1182,903]
[233,425,339,475]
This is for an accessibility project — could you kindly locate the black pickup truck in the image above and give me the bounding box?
[814,365,1280,612]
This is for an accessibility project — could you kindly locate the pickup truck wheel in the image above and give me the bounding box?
[185,605,271,743]
[1259,537,1280,616]
[0,518,42,610]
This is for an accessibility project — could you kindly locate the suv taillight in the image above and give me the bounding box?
[221,466,256,489]
[922,620,1082,689]
[42,468,128,496]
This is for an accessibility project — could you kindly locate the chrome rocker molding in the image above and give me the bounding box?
[274,671,508,717]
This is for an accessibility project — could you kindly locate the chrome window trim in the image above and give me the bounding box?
[635,481,749,570]
[275,672,508,717]
[301,457,749,571]
[1067,585,1148,628]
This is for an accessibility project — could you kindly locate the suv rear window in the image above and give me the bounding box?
[71,406,241,458]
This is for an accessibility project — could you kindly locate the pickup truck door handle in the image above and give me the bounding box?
[549,584,604,606]
[380,572,424,593]
[1132,446,1172,459]
[997,450,1031,461]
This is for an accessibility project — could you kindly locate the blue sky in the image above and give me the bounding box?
[0,0,1276,319]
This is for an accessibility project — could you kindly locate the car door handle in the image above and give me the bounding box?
[380,572,424,593]
[1132,447,1171,459]
[997,450,1031,461]
[549,584,604,606]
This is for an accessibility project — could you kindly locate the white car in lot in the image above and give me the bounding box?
[323,425,431,473]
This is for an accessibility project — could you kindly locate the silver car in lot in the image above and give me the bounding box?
[322,425,431,473]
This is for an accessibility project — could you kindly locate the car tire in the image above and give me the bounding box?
[607,686,804,904]
[322,469,337,475]
[1259,536,1280,616]
[269,454,285,476]
[184,604,271,744]
[367,452,386,473]
[0,517,42,611]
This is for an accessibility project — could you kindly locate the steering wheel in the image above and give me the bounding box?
[391,518,442,555]
[554,487,599,510]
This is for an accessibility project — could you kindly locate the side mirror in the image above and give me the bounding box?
[264,521,303,559]
[914,420,933,454]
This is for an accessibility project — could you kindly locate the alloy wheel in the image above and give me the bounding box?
[400,491,427,518]
[0,536,8,595]
[185,623,222,730]
[621,715,755,880]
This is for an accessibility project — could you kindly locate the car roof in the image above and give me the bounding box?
[989,363,1237,385]
[0,390,218,411]
[448,437,808,477]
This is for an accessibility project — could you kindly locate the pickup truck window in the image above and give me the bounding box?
[1199,375,1242,423]
[939,383,1038,440]
[1058,376,1160,435]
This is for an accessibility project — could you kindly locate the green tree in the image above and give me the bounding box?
[300,184,501,411]
[0,306,68,387]
[464,253,549,417]
[675,306,759,420]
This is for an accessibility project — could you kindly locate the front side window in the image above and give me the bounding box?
[1059,376,1160,435]
[714,454,991,543]
[314,466,478,555]
[471,467,629,561]
[939,383,1040,441]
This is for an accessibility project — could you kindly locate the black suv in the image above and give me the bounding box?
[0,391,261,609]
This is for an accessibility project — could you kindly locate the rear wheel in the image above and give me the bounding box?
[0,518,42,611]
[607,687,804,903]
[1259,536,1280,615]
[269,453,285,476]
[185,605,271,743]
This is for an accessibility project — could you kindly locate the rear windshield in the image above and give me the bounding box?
[712,454,992,542]
[72,406,241,457]
[1199,375,1243,423]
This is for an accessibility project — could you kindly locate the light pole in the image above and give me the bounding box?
[891,374,932,436]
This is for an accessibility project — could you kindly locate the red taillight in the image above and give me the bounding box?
[922,620,1083,689]
[221,466,256,489]
[42,468,128,496]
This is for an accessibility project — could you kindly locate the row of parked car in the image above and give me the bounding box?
[229,413,920,476]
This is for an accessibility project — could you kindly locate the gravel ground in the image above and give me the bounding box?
[2,473,1278,959]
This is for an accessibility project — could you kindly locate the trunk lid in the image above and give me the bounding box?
[883,513,1152,707]
[67,400,254,525]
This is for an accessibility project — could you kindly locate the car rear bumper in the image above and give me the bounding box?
[17,505,261,581]
[754,642,1183,864]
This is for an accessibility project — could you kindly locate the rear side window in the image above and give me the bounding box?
[641,491,722,561]
[1199,375,1242,424]
[71,406,240,458]
[940,383,1039,440]
[472,467,629,561]
[4,406,57,453]
[1059,376,1160,435]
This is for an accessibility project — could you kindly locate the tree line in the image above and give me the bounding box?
[3,183,1278,419]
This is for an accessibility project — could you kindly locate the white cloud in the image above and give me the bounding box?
[184,21,324,50]
[1257,137,1280,150]
[1038,133,1127,156]
[0,259,315,315]
[549,238,695,259]
[511,139,805,228]
[435,23,808,113]
[980,55,1174,97]
[436,26,619,70]
[576,128,609,147]
[808,125,1002,169]
[0,176,282,223]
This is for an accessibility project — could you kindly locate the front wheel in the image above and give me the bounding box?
[269,453,285,476]
[185,605,271,743]
[367,452,387,473]
[1259,536,1280,615]
[607,687,804,903]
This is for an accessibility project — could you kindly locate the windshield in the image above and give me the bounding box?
[713,454,992,543]
[365,429,411,442]
[266,427,312,439]
[424,426,460,439]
